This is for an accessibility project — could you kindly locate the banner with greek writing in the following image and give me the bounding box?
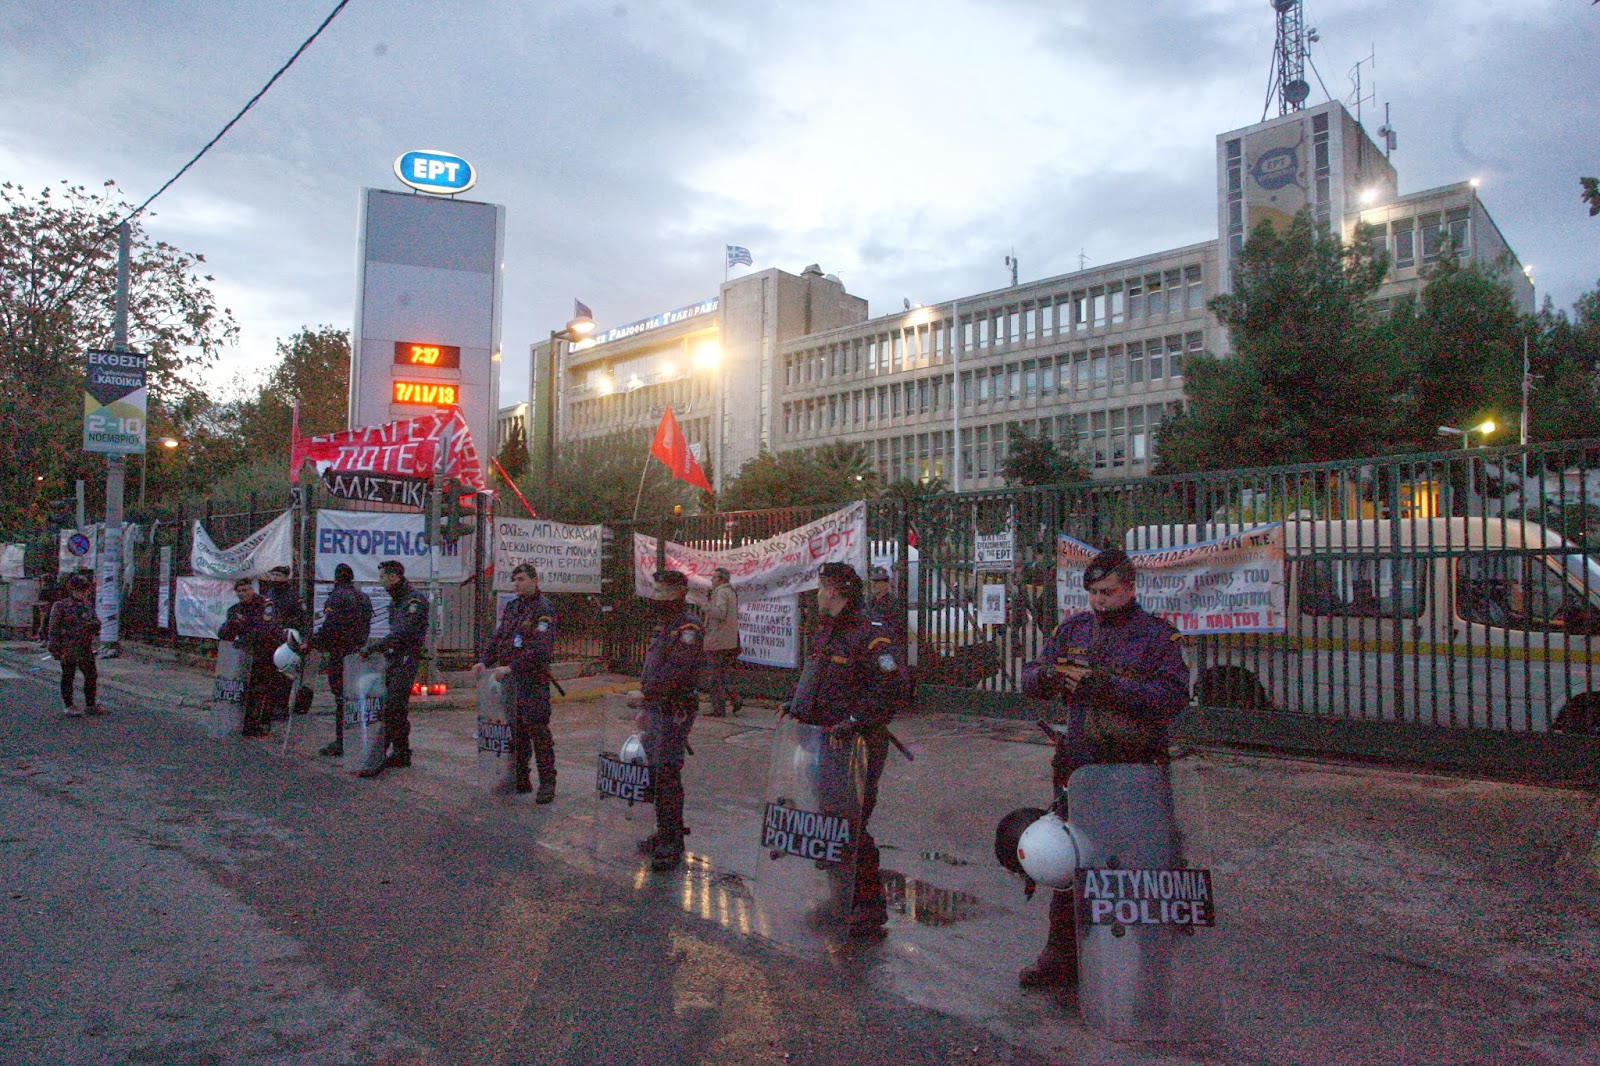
[737,597,800,668]
[1056,525,1286,635]
[632,502,867,602]
[175,576,236,639]
[492,517,603,594]
[314,509,470,584]
[191,510,294,578]
[0,544,23,580]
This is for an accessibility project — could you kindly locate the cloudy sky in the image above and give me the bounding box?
[3,0,1596,407]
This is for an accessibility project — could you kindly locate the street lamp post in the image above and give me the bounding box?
[537,305,596,514]
[137,437,181,510]
[1437,420,1497,449]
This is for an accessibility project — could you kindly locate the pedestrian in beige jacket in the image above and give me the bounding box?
[702,567,742,716]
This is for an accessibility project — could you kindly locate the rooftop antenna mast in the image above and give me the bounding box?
[1265,0,1312,119]
[1347,47,1376,128]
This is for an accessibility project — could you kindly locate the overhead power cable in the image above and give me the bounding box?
[113,0,355,231]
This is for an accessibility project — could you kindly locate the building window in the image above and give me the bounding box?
[1110,283,1125,325]
[918,378,930,414]
[1164,270,1183,315]
[1072,291,1087,331]
[977,371,991,402]
[1393,220,1415,268]
[1091,287,1108,329]
[1128,340,1145,384]
[1149,342,1164,381]
[1131,406,1147,462]
[1127,279,1143,319]
[1145,273,1163,316]
[1446,207,1470,257]
[1166,336,1185,378]
[1024,362,1038,398]
[1024,306,1036,341]
[1110,345,1126,386]
[1091,348,1108,388]
[1185,265,1203,311]
[1008,365,1021,400]
[1040,360,1056,395]
[1111,408,1126,468]
[1419,212,1442,262]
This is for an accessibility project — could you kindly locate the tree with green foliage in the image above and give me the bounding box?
[1582,176,1599,218]
[1001,425,1090,486]
[1525,283,1600,445]
[496,421,529,483]
[0,180,237,531]
[879,476,948,507]
[1156,211,1392,472]
[1378,254,1524,451]
[719,446,877,512]
[542,427,698,525]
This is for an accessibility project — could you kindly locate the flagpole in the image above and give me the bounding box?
[631,455,651,522]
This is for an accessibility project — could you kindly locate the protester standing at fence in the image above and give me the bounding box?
[47,573,102,717]
[702,567,742,717]
[782,561,911,938]
[628,569,703,871]
[218,577,283,738]
[1017,547,1189,989]
[476,563,558,801]
[359,560,429,778]
[314,563,372,758]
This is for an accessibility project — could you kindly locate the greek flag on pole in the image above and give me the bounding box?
[726,245,753,269]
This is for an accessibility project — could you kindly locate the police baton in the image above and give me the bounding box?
[885,729,915,762]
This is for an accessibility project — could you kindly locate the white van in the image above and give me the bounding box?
[1126,518,1600,734]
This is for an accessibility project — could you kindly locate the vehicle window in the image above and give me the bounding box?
[1457,553,1586,632]
[1297,558,1424,618]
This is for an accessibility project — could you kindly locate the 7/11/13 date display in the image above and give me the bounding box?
[394,341,461,369]
[393,380,459,407]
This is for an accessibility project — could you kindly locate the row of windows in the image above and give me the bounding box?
[781,334,1201,440]
[566,372,714,434]
[789,402,1183,486]
[1364,208,1471,271]
[781,265,1205,388]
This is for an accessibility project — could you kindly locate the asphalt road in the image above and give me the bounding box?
[0,668,1053,1066]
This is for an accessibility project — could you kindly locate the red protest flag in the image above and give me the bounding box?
[650,405,713,493]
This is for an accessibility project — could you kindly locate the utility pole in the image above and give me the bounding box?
[97,222,132,657]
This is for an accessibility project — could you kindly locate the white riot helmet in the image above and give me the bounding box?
[619,733,649,766]
[273,630,304,676]
[1016,812,1092,889]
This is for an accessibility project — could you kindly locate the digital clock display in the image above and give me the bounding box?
[393,380,459,407]
[394,341,462,369]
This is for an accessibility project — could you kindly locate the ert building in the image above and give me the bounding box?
[511,97,1530,494]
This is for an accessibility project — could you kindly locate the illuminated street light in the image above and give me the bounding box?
[1438,420,1496,449]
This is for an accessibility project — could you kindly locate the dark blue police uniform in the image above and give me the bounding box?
[485,592,558,794]
[639,601,702,861]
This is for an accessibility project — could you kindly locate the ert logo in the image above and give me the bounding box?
[1249,145,1301,191]
[393,150,477,196]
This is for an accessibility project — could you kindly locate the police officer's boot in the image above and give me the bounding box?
[849,832,888,939]
[513,728,534,794]
[533,727,556,804]
[382,744,412,769]
[650,767,687,871]
[1018,888,1079,989]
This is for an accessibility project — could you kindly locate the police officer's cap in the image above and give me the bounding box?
[818,561,863,592]
[868,565,891,582]
[378,560,406,578]
[333,563,355,583]
[1083,547,1134,588]
[655,569,689,589]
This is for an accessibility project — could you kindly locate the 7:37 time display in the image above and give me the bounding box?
[394,341,461,369]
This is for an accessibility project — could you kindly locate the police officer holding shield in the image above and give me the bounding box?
[314,563,372,758]
[476,563,558,801]
[359,559,429,778]
[784,561,911,938]
[630,569,703,871]
[218,577,283,738]
[1016,547,1189,988]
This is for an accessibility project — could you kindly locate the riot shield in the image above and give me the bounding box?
[341,653,387,775]
[589,698,657,874]
[1068,760,1225,1041]
[476,673,517,796]
[208,641,250,738]
[751,717,868,949]
[278,649,321,753]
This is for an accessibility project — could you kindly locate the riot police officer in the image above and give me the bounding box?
[1016,547,1189,988]
[314,563,372,758]
[630,569,702,871]
[218,577,286,738]
[785,561,912,938]
[476,563,558,801]
[359,559,429,778]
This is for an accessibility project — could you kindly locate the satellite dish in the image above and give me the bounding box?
[1272,0,1298,12]
[1285,79,1310,106]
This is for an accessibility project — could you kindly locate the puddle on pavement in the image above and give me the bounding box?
[881,870,986,926]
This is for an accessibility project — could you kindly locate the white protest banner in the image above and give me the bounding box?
[1056,524,1287,635]
[975,530,1014,572]
[314,509,470,584]
[978,581,1007,626]
[175,576,236,639]
[738,597,800,668]
[493,517,603,594]
[0,544,24,580]
[633,502,867,602]
[158,546,172,631]
[191,511,294,578]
